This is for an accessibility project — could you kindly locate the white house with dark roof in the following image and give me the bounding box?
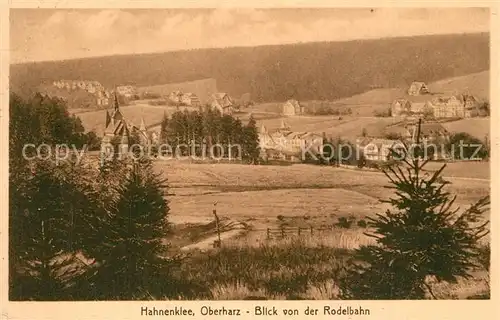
[210,93,234,115]
[407,81,430,96]
[282,99,305,116]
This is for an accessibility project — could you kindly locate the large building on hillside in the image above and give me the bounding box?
[53,80,104,93]
[52,80,110,106]
[425,95,480,118]
[392,81,479,119]
[259,120,323,161]
[116,85,137,98]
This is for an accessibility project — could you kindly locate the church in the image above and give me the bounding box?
[100,91,157,158]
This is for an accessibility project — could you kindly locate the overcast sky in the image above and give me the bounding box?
[10,8,489,64]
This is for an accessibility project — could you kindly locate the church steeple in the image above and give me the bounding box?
[105,110,111,127]
[113,89,120,112]
[139,117,146,131]
[110,88,123,121]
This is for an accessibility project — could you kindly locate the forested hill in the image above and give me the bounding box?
[11,32,489,102]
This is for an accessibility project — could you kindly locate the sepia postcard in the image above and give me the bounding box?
[0,1,498,320]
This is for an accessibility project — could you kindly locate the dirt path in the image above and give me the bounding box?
[179,219,248,251]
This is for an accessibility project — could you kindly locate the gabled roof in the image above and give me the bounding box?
[284,99,300,108]
[213,92,229,99]
[419,123,448,136]
[359,137,401,148]
[211,93,233,108]
[409,81,428,89]
[183,92,199,98]
[139,117,146,131]
[430,95,460,105]
[260,124,267,134]
[392,98,411,105]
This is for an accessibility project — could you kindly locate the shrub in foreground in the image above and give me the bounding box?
[339,128,490,299]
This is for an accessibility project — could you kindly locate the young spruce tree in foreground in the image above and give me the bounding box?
[9,160,100,300]
[339,122,490,299]
[87,160,181,299]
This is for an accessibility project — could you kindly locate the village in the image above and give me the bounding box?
[47,76,490,166]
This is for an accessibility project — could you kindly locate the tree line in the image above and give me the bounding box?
[159,108,260,163]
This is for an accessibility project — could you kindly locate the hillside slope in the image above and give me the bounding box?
[327,71,489,116]
[11,33,489,102]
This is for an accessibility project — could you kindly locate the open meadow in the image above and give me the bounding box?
[154,160,490,300]
[155,160,489,236]
[442,118,490,140]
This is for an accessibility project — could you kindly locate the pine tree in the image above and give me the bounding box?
[9,93,104,300]
[88,161,176,299]
[9,160,100,300]
[339,121,490,299]
[242,115,260,164]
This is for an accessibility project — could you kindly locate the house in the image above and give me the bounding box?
[459,94,479,118]
[168,91,184,104]
[417,122,449,142]
[391,97,434,119]
[407,81,430,96]
[96,97,109,106]
[359,138,404,162]
[211,93,234,115]
[405,121,449,143]
[282,99,304,116]
[258,121,324,161]
[427,96,465,118]
[391,99,412,117]
[181,93,201,107]
[116,85,137,98]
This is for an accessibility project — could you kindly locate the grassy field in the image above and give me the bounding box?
[165,231,489,300]
[154,161,489,231]
[442,118,490,139]
[155,160,490,300]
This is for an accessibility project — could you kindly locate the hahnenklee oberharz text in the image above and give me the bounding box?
[140,305,371,316]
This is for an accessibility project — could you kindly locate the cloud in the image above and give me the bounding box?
[10,8,490,63]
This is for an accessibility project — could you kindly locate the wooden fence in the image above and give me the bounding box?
[263,225,339,240]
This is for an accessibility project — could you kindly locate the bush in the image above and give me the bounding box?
[336,217,352,229]
[446,132,489,161]
[357,219,367,228]
[373,107,392,117]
